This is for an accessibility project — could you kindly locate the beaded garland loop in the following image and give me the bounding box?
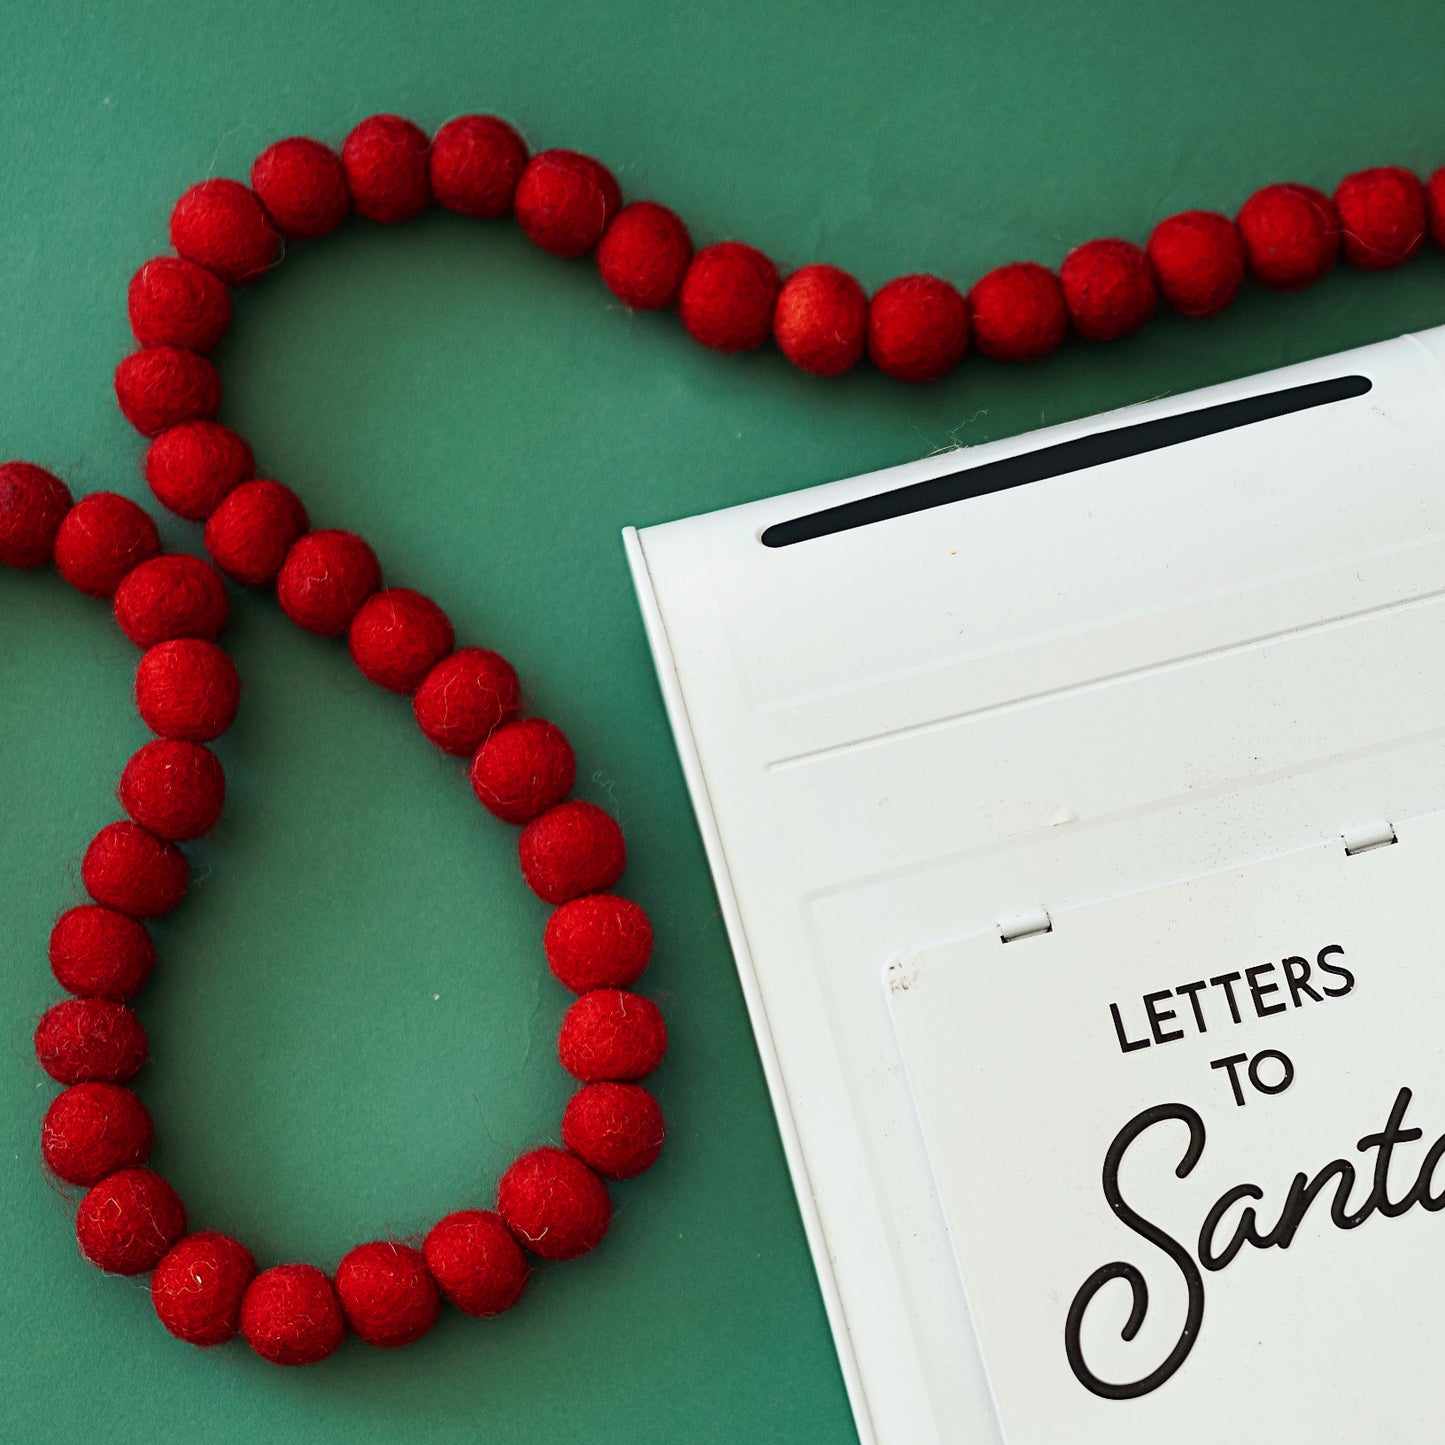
[4,111,1445,1365]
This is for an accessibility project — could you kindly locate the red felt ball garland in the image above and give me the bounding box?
[10,111,1445,1367]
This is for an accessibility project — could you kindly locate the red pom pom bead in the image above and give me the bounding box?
[1428,167,1445,249]
[497,1147,611,1261]
[250,137,349,239]
[49,904,155,1000]
[119,739,226,842]
[558,988,668,1082]
[469,718,576,824]
[1146,210,1244,319]
[34,997,149,1085]
[1059,239,1158,342]
[1334,165,1427,270]
[135,638,240,742]
[429,115,529,219]
[241,1263,345,1366]
[0,461,71,568]
[412,647,522,756]
[76,1167,186,1274]
[562,1081,665,1179]
[1237,183,1339,290]
[203,478,309,587]
[113,553,229,648]
[773,264,868,377]
[342,114,431,225]
[334,1241,441,1349]
[53,492,160,599]
[597,201,693,310]
[170,178,278,286]
[82,822,189,919]
[422,1209,529,1317]
[866,274,969,384]
[113,347,220,438]
[145,421,254,523]
[679,241,781,354]
[276,529,382,636]
[969,262,1067,362]
[347,587,455,694]
[543,893,653,993]
[41,1081,152,1186]
[518,800,626,903]
[127,257,232,353]
[151,1231,257,1346]
[514,149,621,258]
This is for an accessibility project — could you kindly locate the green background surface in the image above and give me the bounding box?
[3,3,1445,1442]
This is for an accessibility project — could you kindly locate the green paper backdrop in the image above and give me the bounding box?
[4,3,1445,1441]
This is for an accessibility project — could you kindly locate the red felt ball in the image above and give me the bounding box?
[251,136,349,239]
[469,718,576,824]
[866,274,969,384]
[773,264,868,377]
[1428,167,1445,249]
[203,478,309,587]
[53,492,161,599]
[597,201,693,310]
[430,114,529,219]
[34,998,149,1085]
[558,988,668,1082]
[518,800,626,903]
[170,178,279,286]
[82,822,189,920]
[678,241,781,354]
[0,461,72,568]
[562,1081,665,1179]
[412,647,522,756]
[514,149,621,258]
[422,1209,529,1317]
[76,1167,186,1274]
[496,1147,611,1261]
[1237,183,1339,290]
[119,739,226,842]
[342,114,431,224]
[543,893,653,993]
[1059,238,1158,342]
[144,421,254,523]
[113,347,220,438]
[969,262,1068,362]
[1334,165,1426,270]
[151,1231,257,1346]
[135,638,240,742]
[241,1263,346,1366]
[334,1241,441,1349]
[276,529,382,636]
[113,553,229,648]
[347,587,455,694]
[1146,210,1245,319]
[128,256,233,353]
[49,904,155,1000]
[41,1081,153,1186]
